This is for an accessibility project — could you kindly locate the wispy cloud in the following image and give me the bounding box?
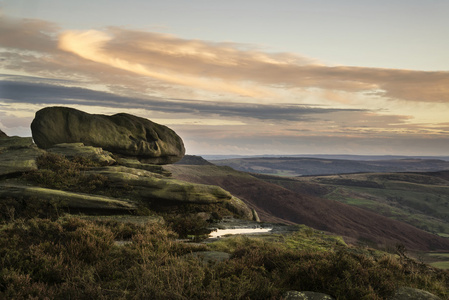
[2,16,448,103]
[57,27,449,103]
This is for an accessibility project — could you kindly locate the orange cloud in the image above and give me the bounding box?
[56,27,449,103]
[58,30,273,98]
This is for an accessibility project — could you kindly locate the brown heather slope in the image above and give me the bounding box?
[165,164,449,251]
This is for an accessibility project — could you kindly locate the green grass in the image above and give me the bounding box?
[320,181,449,236]
[426,253,449,270]
[431,261,449,269]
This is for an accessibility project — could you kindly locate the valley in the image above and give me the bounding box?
[171,155,449,269]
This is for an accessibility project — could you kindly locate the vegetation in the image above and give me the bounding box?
[1,215,449,299]
[23,153,130,197]
[2,154,449,298]
[263,171,449,237]
[211,157,449,177]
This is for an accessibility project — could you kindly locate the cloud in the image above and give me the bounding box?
[56,27,449,103]
[1,16,448,104]
[58,30,274,98]
[0,16,59,52]
[0,78,363,121]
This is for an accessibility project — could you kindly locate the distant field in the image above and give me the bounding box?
[258,171,449,237]
[425,253,449,269]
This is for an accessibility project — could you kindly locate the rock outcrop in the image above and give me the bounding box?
[0,184,138,213]
[1,107,256,222]
[0,136,45,176]
[31,107,185,164]
[84,166,254,219]
[0,129,7,138]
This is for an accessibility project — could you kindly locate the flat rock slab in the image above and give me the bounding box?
[0,137,45,176]
[77,215,164,225]
[0,183,137,212]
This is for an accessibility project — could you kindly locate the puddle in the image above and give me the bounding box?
[209,227,272,238]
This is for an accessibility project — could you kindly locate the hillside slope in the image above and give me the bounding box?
[165,164,449,251]
[263,171,449,237]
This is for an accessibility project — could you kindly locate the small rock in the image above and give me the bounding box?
[389,287,441,300]
[283,291,335,300]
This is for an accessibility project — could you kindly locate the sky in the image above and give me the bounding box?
[0,0,448,156]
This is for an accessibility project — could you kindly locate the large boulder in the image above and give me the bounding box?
[31,107,185,164]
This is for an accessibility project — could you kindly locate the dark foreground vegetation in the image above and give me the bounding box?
[1,215,449,299]
[1,154,449,299]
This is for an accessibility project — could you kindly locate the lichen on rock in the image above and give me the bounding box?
[31,106,185,164]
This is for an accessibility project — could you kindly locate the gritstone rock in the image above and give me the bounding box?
[283,291,335,300]
[0,129,8,138]
[0,136,46,176]
[31,107,185,164]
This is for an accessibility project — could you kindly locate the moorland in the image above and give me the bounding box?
[2,109,449,299]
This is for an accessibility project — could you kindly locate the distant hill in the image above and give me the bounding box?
[259,171,449,238]
[165,164,449,251]
[209,157,449,176]
[175,155,214,165]
[204,154,449,161]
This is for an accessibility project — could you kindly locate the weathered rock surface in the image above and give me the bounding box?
[389,287,441,300]
[47,143,116,165]
[84,166,254,219]
[0,137,45,176]
[283,291,335,300]
[115,157,172,176]
[0,183,138,212]
[31,107,185,164]
[2,108,255,221]
[0,129,7,138]
[0,138,254,220]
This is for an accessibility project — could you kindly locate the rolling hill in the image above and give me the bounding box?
[210,157,449,176]
[259,171,449,238]
[165,163,449,251]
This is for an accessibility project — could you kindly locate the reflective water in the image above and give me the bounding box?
[209,227,272,238]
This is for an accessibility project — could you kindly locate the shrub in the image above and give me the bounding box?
[1,216,448,299]
[166,214,211,239]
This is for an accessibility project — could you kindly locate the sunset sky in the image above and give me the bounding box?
[1,0,448,155]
